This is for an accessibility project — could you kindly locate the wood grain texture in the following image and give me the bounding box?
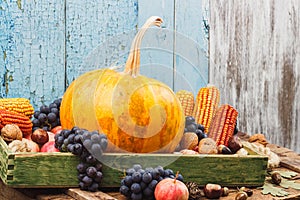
[209,0,300,153]
[0,0,66,108]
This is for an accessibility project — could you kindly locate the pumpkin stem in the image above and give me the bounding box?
[174,171,179,184]
[124,16,163,77]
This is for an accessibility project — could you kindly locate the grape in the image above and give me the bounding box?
[77,173,86,181]
[131,183,142,194]
[40,105,50,114]
[82,176,93,186]
[131,193,142,200]
[186,123,197,132]
[197,124,205,132]
[120,185,130,196]
[177,174,184,182]
[63,130,71,138]
[53,98,62,107]
[100,138,108,150]
[86,166,97,178]
[94,171,103,182]
[132,172,142,183]
[88,182,99,192]
[94,163,102,171]
[50,107,59,116]
[185,116,195,126]
[33,111,40,119]
[74,134,83,143]
[133,164,142,172]
[151,169,160,180]
[32,119,40,127]
[140,181,147,190]
[155,166,164,176]
[73,143,83,155]
[49,103,58,109]
[142,172,152,183]
[38,113,47,123]
[86,155,97,164]
[79,181,88,190]
[91,143,103,158]
[165,169,174,177]
[77,163,88,173]
[124,176,133,187]
[148,180,158,190]
[47,112,57,123]
[143,187,153,197]
[67,134,75,143]
[83,139,92,150]
[67,144,74,152]
[91,134,101,143]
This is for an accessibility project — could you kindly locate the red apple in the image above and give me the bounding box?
[155,172,189,200]
[40,141,59,152]
[22,138,40,152]
[51,126,62,134]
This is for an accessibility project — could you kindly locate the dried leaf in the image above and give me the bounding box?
[280,179,300,190]
[276,171,298,179]
[260,182,289,197]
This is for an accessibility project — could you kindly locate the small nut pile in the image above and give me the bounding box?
[1,124,22,142]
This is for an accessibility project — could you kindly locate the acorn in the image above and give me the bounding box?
[271,172,282,185]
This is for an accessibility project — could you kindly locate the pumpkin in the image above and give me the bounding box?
[60,16,185,153]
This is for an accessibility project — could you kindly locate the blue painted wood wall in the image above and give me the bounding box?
[0,0,209,108]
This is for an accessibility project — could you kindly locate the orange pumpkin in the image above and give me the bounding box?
[60,16,185,153]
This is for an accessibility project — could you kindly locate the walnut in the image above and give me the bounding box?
[8,140,31,152]
[1,124,23,142]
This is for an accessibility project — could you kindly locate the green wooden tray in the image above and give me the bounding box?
[0,137,268,188]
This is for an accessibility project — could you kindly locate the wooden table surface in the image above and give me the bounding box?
[1,142,300,200]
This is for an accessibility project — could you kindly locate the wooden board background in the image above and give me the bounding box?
[1,0,299,153]
[209,0,300,153]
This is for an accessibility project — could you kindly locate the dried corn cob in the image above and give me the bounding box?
[176,90,194,116]
[0,109,33,136]
[0,98,34,118]
[193,85,220,132]
[207,104,238,146]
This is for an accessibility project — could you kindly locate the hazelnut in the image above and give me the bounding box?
[1,124,23,142]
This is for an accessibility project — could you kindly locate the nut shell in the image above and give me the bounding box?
[1,124,23,142]
[180,132,199,150]
[198,138,218,154]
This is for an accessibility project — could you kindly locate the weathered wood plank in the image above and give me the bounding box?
[209,0,300,153]
[137,0,175,87]
[0,0,66,108]
[174,0,209,95]
[65,0,138,86]
[66,188,117,200]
